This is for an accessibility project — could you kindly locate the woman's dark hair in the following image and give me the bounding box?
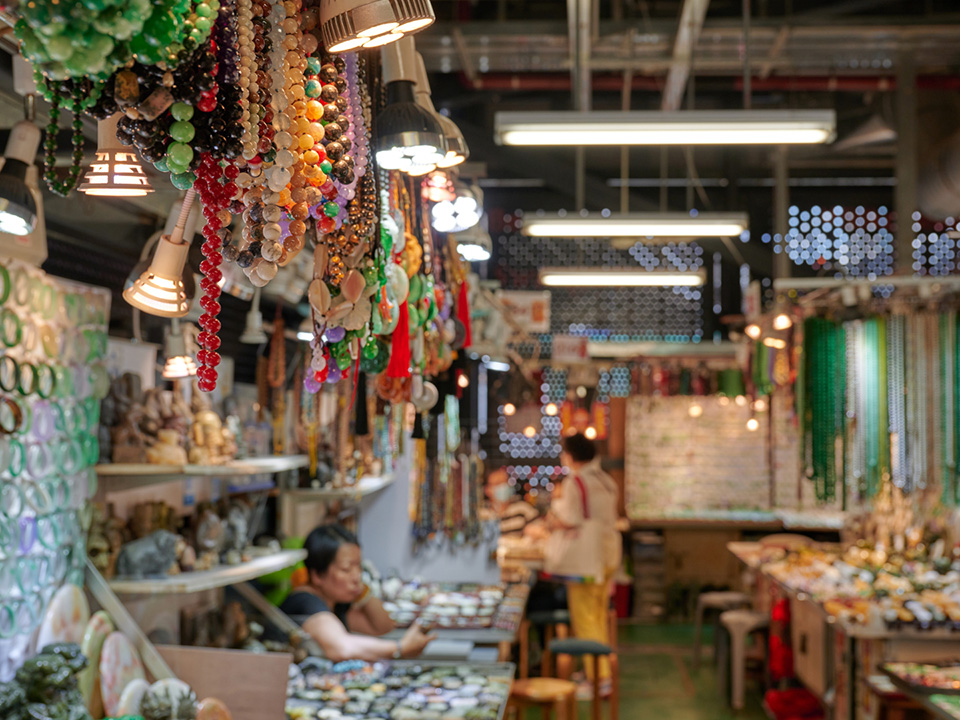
[303,523,359,575]
[563,432,597,463]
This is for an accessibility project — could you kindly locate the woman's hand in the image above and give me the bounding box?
[399,621,436,658]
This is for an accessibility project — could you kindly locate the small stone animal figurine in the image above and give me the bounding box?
[114,530,180,578]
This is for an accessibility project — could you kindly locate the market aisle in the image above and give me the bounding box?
[526,624,767,720]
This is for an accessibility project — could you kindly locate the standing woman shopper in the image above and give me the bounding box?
[544,433,622,697]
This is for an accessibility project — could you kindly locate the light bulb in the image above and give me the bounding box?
[584,426,598,440]
[457,373,470,388]
[544,403,558,416]
[503,403,516,416]
[746,417,760,432]
[773,313,793,331]
[688,404,703,418]
[523,425,537,438]
[744,323,762,340]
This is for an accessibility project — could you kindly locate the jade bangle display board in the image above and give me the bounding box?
[0,259,110,680]
[624,396,772,517]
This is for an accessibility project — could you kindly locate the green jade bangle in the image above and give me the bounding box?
[0,264,10,307]
[0,309,22,348]
[0,355,18,393]
[17,362,38,397]
[36,363,56,399]
[11,269,29,308]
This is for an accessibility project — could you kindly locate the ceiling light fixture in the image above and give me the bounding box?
[746,417,760,432]
[455,224,492,262]
[744,323,762,340]
[539,268,705,287]
[503,403,516,416]
[495,110,837,146]
[79,113,154,197]
[123,190,197,317]
[412,50,469,169]
[0,115,41,237]
[240,287,268,344]
[162,318,197,379]
[431,183,482,233]
[521,212,748,239]
[320,0,435,54]
[376,36,446,174]
[297,317,315,342]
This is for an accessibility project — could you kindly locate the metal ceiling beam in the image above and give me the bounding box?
[661,0,710,111]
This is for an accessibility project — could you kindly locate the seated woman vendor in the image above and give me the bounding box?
[281,523,436,662]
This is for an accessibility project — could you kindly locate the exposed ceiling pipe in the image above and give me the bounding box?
[463,73,960,93]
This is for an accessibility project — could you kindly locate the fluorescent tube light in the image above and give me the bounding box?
[496,110,836,146]
[539,268,705,287]
[522,212,748,239]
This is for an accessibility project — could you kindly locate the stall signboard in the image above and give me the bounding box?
[552,334,589,363]
[500,290,551,333]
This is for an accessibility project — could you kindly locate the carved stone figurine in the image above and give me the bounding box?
[110,401,148,464]
[189,383,230,465]
[114,530,181,579]
[145,428,189,466]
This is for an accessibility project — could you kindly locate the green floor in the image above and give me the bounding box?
[525,623,767,719]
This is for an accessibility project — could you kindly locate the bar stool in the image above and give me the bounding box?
[519,609,570,679]
[551,638,619,720]
[692,591,751,669]
[507,678,577,720]
[720,608,769,710]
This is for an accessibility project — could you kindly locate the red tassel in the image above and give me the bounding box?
[457,284,472,349]
[387,300,412,378]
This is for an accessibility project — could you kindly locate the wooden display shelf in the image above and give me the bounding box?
[282,474,394,501]
[95,455,309,490]
[108,549,306,595]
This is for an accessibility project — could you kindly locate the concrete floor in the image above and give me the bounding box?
[524,623,767,720]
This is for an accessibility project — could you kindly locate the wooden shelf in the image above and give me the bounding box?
[96,455,309,490]
[109,549,306,595]
[282,474,394,501]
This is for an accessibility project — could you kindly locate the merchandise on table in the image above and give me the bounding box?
[883,662,960,694]
[286,658,512,720]
[379,580,526,632]
[751,542,960,630]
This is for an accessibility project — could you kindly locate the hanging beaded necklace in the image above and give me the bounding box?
[42,81,88,197]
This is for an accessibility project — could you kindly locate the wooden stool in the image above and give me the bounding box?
[519,609,570,679]
[507,677,577,720]
[551,638,619,720]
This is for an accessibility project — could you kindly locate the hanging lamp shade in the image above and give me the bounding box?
[162,318,197,378]
[376,37,445,172]
[123,190,196,317]
[79,114,154,197]
[320,0,435,53]
[163,354,197,378]
[412,52,468,169]
[240,287,268,344]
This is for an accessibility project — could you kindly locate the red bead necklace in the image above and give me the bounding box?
[194,152,240,392]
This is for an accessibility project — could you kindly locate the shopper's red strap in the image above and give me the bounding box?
[573,474,589,519]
